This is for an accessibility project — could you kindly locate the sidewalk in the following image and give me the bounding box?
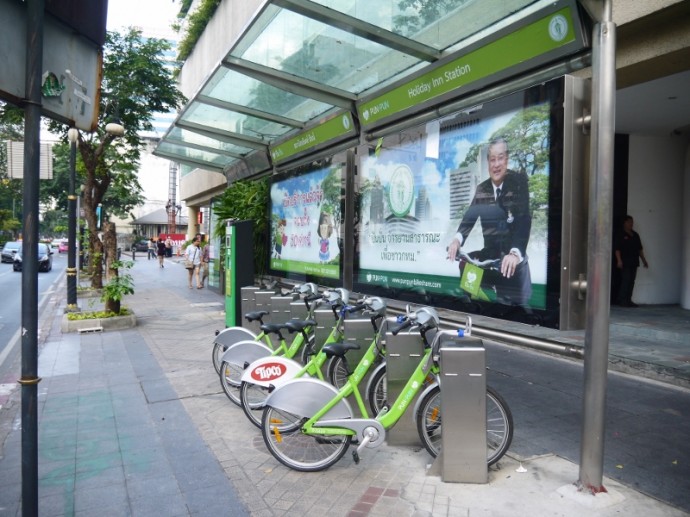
[0,254,688,516]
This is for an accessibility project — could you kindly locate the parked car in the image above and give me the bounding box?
[58,240,69,253]
[13,242,53,272]
[1,241,21,263]
[132,239,149,253]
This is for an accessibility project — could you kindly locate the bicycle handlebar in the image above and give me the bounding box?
[390,318,413,335]
[447,248,502,269]
[346,303,366,313]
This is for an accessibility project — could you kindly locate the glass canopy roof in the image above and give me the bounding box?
[156,0,583,175]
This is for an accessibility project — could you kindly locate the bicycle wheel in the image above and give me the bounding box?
[212,342,227,374]
[261,406,351,472]
[326,356,350,391]
[219,360,242,406]
[240,381,270,429]
[366,365,387,416]
[416,385,513,466]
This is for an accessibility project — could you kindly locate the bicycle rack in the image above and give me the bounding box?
[436,333,487,483]
[385,327,426,446]
[342,316,377,414]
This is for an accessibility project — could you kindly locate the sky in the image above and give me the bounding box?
[107,0,180,37]
[106,1,184,208]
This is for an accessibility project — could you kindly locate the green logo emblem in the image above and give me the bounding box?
[548,14,569,42]
[388,165,414,217]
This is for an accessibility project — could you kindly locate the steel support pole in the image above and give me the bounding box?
[19,0,44,515]
[579,0,616,493]
[66,132,79,311]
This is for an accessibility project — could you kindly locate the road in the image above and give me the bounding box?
[0,250,65,385]
[484,339,690,512]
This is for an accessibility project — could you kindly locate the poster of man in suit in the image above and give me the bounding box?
[356,100,549,311]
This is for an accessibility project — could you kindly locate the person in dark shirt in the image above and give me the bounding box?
[156,238,167,268]
[447,137,532,306]
[614,215,648,307]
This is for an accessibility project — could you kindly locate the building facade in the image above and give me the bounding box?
[161,0,690,310]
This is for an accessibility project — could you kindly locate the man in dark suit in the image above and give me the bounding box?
[447,137,532,306]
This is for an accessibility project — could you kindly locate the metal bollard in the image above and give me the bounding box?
[386,326,426,445]
[342,317,377,415]
[438,333,487,483]
[240,286,260,331]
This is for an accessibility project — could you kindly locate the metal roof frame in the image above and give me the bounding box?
[155,0,590,179]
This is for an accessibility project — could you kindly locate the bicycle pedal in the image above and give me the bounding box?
[352,451,360,464]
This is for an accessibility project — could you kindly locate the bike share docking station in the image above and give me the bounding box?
[239,286,310,346]
[434,330,488,484]
[385,324,431,446]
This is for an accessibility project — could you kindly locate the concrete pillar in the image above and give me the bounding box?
[681,144,690,309]
[187,206,199,241]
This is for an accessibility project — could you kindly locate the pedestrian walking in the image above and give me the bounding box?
[185,237,202,288]
[147,238,156,260]
[200,241,210,288]
[156,238,167,268]
[165,235,173,258]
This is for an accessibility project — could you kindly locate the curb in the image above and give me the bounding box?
[60,312,137,333]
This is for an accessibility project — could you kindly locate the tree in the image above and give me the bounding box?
[0,102,24,239]
[319,165,345,257]
[393,0,471,37]
[459,104,550,176]
[213,178,269,279]
[48,28,185,288]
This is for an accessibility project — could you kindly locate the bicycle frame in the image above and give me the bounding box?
[241,313,346,387]
[264,316,391,436]
[220,301,322,368]
[266,329,452,452]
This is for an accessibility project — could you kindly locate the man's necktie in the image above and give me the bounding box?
[496,187,502,201]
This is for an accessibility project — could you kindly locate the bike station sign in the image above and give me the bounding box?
[269,111,356,165]
[0,0,104,131]
[358,5,584,129]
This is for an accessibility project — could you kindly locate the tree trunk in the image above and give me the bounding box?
[103,222,120,314]
[103,221,118,281]
[88,232,104,288]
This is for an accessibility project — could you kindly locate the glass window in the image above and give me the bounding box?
[157,141,231,167]
[167,127,254,156]
[232,5,424,95]
[181,102,292,141]
[203,67,334,122]
[312,0,537,48]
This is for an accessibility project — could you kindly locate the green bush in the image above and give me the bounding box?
[66,307,131,320]
[213,178,268,278]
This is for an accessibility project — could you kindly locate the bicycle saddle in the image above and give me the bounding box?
[259,323,288,334]
[284,319,317,333]
[244,310,269,322]
[321,342,360,358]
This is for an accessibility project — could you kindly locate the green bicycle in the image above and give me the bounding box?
[211,283,319,374]
[260,306,513,472]
[238,295,381,428]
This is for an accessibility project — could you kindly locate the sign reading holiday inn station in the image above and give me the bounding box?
[358,6,579,128]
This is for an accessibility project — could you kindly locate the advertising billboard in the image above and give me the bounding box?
[354,78,571,327]
[267,161,345,286]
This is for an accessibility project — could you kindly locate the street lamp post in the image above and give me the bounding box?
[65,127,79,312]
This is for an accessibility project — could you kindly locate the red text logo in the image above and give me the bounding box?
[250,363,286,381]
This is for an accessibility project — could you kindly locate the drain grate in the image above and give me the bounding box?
[77,327,103,334]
